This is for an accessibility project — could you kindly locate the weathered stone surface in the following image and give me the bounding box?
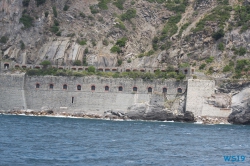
[228,109,250,125]
[127,103,194,122]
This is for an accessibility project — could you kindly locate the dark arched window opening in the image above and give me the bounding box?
[177,88,182,93]
[4,64,9,69]
[49,84,53,89]
[163,88,167,93]
[148,87,152,93]
[91,85,95,91]
[36,83,40,89]
[184,69,188,74]
[133,87,137,92]
[118,86,123,91]
[77,85,81,90]
[63,84,67,90]
[105,86,109,91]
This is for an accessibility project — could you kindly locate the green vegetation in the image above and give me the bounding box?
[116,37,127,47]
[110,45,121,53]
[178,22,190,37]
[152,37,159,51]
[120,9,136,21]
[22,0,30,7]
[117,59,123,66]
[63,5,70,11]
[0,36,8,44]
[180,63,190,68]
[232,46,247,56]
[35,0,46,6]
[218,42,224,51]
[88,66,96,73]
[234,5,250,32]
[110,37,127,53]
[137,50,155,58]
[84,48,89,54]
[90,6,99,14]
[98,0,111,10]
[199,63,206,70]
[79,12,85,18]
[50,20,60,36]
[50,26,59,33]
[20,40,25,50]
[162,14,181,38]
[78,39,87,45]
[113,0,126,10]
[92,40,96,47]
[165,0,188,13]
[233,59,250,78]
[83,56,88,66]
[103,39,109,46]
[212,29,224,40]
[45,11,49,17]
[54,20,59,26]
[193,5,231,33]
[26,66,186,80]
[40,60,51,68]
[20,14,34,29]
[114,19,126,30]
[145,0,165,4]
[73,60,82,66]
[52,6,57,17]
[205,56,214,63]
[208,67,214,74]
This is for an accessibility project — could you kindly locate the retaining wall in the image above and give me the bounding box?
[0,74,186,114]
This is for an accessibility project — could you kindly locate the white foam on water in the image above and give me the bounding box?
[194,121,203,124]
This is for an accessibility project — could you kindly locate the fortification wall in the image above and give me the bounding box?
[0,74,187,114]
[0,74,26,110]
[186,79,232,117]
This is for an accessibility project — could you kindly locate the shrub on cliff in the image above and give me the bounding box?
[40,60,51,68]
[110,45,121,53]
[52,6,57,17]
[73,60,82,66]
[20,14,34,29]
[212,29,224,40]
[113,0,126,10]
[22,0,30,7]
[120,9,136,21]
[88,66,96,73]
[0,36,8,44]
[35,0,46,6]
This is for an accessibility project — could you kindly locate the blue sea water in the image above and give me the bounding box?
[0,115,250,166]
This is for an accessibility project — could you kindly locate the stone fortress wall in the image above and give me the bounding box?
[0,73,187,115]
[186,79,232,117]
[0,62,232,118]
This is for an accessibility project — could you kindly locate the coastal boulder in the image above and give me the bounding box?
[228,108,250,125]
[229,88,250,124]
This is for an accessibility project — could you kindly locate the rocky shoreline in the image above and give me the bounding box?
[0,110,230,125]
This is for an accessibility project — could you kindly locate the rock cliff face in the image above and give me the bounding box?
[1,0,250,72]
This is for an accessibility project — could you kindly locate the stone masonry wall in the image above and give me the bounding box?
[186,79,232,117]
[0,74,26,110]
[0,74,187,115]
